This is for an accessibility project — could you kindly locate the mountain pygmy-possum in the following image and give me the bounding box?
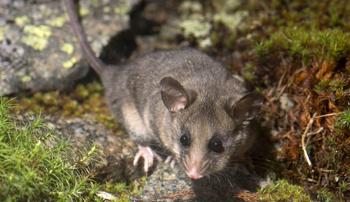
[65,0,263,180]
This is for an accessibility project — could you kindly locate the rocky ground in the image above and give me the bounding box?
[1,0,349,201]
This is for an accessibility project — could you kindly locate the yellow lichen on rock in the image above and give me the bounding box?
[79,7,89,16]
[0,26,5,41]
[180,16,211,39]
[48,16,67,27]
[213,11,248,32]
[15,16,30,27]
[114,0,130,15]
[21,75,32,83]
[62,57,77,69]
[61,43,74,55]
[21,25,52,51]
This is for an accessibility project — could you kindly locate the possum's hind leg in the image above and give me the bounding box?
[121,102,161,172]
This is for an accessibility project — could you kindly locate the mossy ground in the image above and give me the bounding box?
[259,180,312,202]
[179,0,350,200]
[213,0,350,200]
[6,0,350,200]
[0,98,100,201]
[1,97,144,201]
[15,81,119,131]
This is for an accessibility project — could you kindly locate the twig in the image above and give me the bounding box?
[315,112,342,119]
[301,113,317,167]
[307,127,324,137]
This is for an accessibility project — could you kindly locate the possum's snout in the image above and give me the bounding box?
[182,154,207,180]
[185,166,204,180]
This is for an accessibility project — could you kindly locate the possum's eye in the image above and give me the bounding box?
[208,137,224,153]
[180,133,191,147]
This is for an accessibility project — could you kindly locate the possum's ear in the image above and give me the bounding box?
[227,92,264,124]
[160,77,196,112]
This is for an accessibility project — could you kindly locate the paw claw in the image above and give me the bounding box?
[164,156,176,168]
[170,160,176,168]
[133,145,156,173]
[133,152,141,166]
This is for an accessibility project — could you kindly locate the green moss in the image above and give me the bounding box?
[255,41,273,57]
[338,181,349,193]
[336,110,350,129]
[101,177,146,202]
[238,0,350,199]
[242,63,256,82]
[256,28,350,65]
[259,179,312,202]
[314,78,347,98]
[0,98,100,201]
[316,188,336,202]
[250,0,350,31]
[16,81,118,131]
[21,25,52,51]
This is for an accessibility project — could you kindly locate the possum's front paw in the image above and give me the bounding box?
[133,145,161,173]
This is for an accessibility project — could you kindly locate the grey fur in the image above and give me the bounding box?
[65,0,263,177]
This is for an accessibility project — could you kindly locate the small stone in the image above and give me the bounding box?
[280,93,294,110]
[96,191,117,200]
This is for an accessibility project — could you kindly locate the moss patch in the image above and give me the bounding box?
[100,177,146,202]
[190,0,350,199]
[0,98,100,201]
[15,81,118,131]
[238,0,350,199]
[259,180,312,202]
[256,27,350,66]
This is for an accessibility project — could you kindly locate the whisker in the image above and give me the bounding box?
[199,160,210,174]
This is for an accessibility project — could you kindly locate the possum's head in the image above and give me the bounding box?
[160,76,263,180]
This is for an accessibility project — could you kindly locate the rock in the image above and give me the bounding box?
[140,163,195,201]
[279,93,294,110]
[0,0,138,96]
[178,0,247,49]
[140,162,264,201]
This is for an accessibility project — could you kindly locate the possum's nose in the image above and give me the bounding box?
[185,166,203,179]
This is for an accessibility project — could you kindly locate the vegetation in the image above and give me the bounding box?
[0,98,101,201]
[5,0,350,200]
[259,180,312,202]
[196,0,350,200]
[241,0,350,200]
[15,81,118,131]
[255,28,350,66]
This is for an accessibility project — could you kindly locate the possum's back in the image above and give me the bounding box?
[102,48,246,115]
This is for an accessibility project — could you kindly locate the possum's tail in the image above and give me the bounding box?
[65,0,105,75]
